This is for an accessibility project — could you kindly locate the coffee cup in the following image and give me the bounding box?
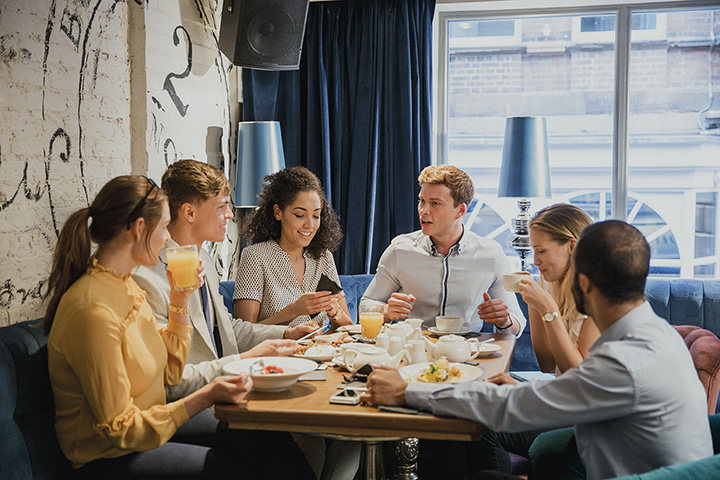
[435,316,469,333]
[502,272,530,293]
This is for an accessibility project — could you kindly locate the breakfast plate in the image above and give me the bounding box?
[337,324,362,335]
[293,344,337,362]
[399,362,484,384]
[470,342,502,357]
[428,326,472,336]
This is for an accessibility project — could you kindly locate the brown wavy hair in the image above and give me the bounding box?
[530,203,593,321]
[418,165,475,207]
[243,167,342,259]
[42,176,167,334]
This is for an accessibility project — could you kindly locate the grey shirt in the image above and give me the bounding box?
[361,229,526,334]
[406,302,713,479]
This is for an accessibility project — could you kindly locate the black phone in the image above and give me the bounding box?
[316,273,343,295]
[310,274,343,319]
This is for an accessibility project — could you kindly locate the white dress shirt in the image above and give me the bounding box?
[361,229,526,334]
[406,302,713,479]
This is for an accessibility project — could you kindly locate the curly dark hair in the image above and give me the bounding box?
[244,166,343,259]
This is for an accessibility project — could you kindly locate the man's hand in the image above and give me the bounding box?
[385,293,416,321]
[244,339,297,358]
[478,293,511,328]
[359,365,408,406]
[484,372,517,386]
[284,322,320,340]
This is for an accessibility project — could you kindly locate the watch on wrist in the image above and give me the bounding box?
[543,311,559,323]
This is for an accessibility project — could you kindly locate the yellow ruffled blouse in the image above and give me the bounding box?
[48,259,193,468]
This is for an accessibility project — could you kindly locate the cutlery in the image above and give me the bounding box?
[479,337,496,344]
[297,324,331,343]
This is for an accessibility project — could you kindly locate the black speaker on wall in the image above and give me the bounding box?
[219,0,310,71]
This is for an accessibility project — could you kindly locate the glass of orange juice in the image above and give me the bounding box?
[359,304,385,342]
[165,245,199,291]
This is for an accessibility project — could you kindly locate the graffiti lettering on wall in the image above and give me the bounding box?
[0,280,47,309]
[163,25,193,117]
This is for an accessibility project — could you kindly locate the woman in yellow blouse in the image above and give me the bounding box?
[43,176,253,478]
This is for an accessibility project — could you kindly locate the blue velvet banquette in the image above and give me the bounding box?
[1,276,719,478]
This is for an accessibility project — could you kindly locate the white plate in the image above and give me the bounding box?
[399,362,484,384]
[471,343,502,357]
[428,326,472,336]
[223,357,318,392]
[293,344,337,362]
[337,324,362,335]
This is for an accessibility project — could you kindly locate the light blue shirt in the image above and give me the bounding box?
[406,302,713,479]
[361,229,526,334]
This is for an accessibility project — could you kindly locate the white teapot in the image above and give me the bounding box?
[385,322,414,344]
[341,346,405,373]
[424,335,480,363]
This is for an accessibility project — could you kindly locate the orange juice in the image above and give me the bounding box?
[359,312,384,340]
[166,246,199,291]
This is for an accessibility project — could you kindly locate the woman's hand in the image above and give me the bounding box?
[484,372,517,386]
[167,260,206,304]
[243,339,297,358]
[292,291,335,316]
[183,374,252,416]
[516,276,557,314]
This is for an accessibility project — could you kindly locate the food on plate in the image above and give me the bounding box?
[260,365,285,375]
[294,341,335,357]
[409,357,464,383]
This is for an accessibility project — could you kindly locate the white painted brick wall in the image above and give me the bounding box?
[0,0,239,326]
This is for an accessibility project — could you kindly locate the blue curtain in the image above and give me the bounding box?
[242,0,435,274]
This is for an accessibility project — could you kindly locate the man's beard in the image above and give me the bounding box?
[572,279,587,316]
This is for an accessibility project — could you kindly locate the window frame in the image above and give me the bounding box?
[433,0,720,278]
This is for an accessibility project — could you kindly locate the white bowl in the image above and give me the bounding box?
[223,356,318,392]
[294,343,337,362]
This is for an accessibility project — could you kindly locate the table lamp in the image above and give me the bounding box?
[498,116,552,271]
[235,121,286,207]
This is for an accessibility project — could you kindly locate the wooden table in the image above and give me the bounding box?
[215,332,516,479]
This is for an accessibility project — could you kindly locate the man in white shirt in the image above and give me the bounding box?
[361,220,713,479]
[360,165,526,335]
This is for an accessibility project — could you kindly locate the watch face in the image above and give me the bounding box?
[544,312,556,322]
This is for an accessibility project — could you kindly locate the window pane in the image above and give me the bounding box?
[627,8,720,278]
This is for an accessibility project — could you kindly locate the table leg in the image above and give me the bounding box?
[358,440,387,480]
[392,438,419,480]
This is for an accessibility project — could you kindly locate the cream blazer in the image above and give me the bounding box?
[134,240,286,401]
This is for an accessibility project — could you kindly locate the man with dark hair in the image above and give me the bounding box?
[362,220,712,479]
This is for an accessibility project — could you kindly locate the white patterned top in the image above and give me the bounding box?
[233,239,342,327]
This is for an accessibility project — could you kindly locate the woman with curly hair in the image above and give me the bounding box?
[233,166,352,329]
[232,167,359,480]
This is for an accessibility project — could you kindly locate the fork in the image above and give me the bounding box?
[249,359,265,376]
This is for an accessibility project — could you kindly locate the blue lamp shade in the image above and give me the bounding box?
[498,117,552,198]
[235,121,286,207]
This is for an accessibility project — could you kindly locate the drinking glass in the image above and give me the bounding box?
[166,245,199,291]
[359,304,384,342]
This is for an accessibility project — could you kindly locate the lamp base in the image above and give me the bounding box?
[509,198,533,272]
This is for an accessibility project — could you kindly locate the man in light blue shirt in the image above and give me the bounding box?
[360,165,526,335]
[362,220,713,479]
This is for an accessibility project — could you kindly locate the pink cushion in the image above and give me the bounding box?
[674,325,720,414]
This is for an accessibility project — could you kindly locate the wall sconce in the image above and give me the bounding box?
[235,121,286,208]
[498,116,552,271]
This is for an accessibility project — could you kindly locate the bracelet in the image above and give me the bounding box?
[496,315,514,331]
[327,309,340,320]
[169,304,189,314]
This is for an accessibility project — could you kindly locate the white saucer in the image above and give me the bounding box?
[428,326,472,336]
